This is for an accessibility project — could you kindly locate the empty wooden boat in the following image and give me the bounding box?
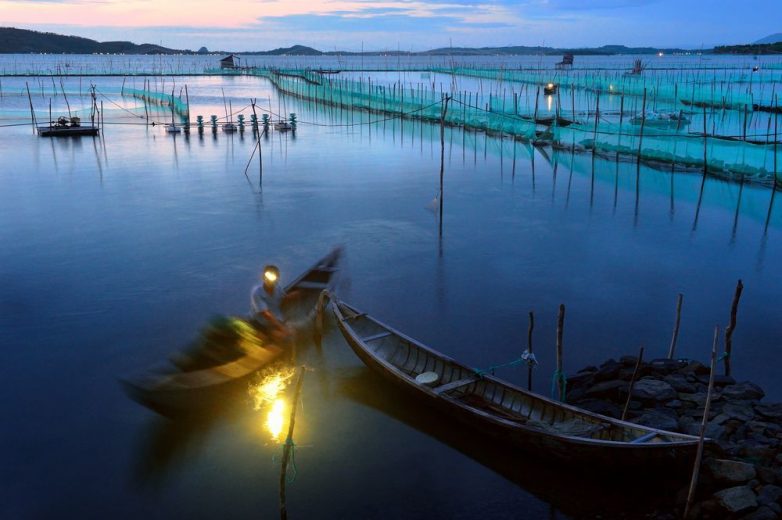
[122,246,342,416]
[332,299,701,467]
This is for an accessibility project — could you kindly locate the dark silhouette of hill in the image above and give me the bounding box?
[0,27,186,54]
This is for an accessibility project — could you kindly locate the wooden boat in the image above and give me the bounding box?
[332,299,701,467]
[122,246,342,416]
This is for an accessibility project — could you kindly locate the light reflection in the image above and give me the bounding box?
[249,365,296,441]
[266,399,286,441]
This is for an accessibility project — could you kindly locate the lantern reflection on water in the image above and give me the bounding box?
[250,366,296,441]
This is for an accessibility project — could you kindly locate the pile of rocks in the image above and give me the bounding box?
[566,357,782,519]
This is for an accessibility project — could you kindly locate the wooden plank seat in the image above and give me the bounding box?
[433,377,479,395]
[362,331,392,342]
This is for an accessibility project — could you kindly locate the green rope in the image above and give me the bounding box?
[718,352,730,361]
[473,356,525,377]
[284,437,297,484]
[551,370,567,402]
[272,438,298,484]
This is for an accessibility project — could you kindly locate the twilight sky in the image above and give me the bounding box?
[1,0,779,51]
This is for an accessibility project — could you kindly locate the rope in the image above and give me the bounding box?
[718,351,730,361]
[272,438,298,484]
[473,356,525,377]
[284,437,297,484]
[551,369,567,402]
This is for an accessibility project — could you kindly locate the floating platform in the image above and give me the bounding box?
[37,124,99,137]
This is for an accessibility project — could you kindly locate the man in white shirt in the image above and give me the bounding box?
[250,265,290,342]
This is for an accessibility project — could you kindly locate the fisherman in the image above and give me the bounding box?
[250,265,291,343]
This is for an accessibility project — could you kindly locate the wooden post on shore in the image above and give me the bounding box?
[621,346,645,421]
[724,279,744,377]
[684,326,719,520]
[667,293,684,359]
[527,311,534,391]
[279,366,306,520]
[555,304,565,402]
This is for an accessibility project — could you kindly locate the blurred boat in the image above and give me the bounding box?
[122,247,343,416]
[332,299,701,467]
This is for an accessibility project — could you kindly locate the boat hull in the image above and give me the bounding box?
[333,301,699,469]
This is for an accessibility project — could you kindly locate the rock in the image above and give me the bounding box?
[664,374,697,393]
[567,371,595,388]
[573,398,621,419]
[757,466,777,485]
[714,485,758,513]
[620,355,641,367]
[742,505,779,520]
[594,360,621,382]
[578,365,598,374]
[758,485,782,505]
[722,382,766,401]
[713,375,738,386]
[755,403,782,421]
[679,360,710,375]
[680,392,710,407]
[585,379,628,400]
[705,422,727,440]
[648,358,681,373]
[708,459,757,483]
[740,444,778,463]
[631,411,679,432]
[665,399,682,409]
[632,379,677,401]
[722,402,757,422]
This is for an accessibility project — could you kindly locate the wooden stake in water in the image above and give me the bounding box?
[25,82,36,134]
[667,293,684,359]
[279,366,306,520]
[724,279,743,377]
[621,346,644,421]
[555,304,565,402]
[527,311,534,391]
[439,95,451,238]
[683,326,719,520]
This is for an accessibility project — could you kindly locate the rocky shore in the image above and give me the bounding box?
[567,357,782,519]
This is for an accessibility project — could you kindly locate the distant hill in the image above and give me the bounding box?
[0,27,188,54]
[245,45,323,56]
[755,33,782,44]
[418,44,688,56]
[714,42,782,55]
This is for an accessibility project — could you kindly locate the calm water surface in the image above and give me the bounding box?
[1,65,781,519]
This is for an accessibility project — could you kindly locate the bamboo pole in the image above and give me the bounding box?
[684,327,719,519]
[279,366,306,520]
[527,311,534,391]
[667,293,684,359]
[555,304,565,402]
[637,88,647,165]
[25,82,36,134]
[724,279,744,377]
[439,95,450,238]
[621,346,645,421]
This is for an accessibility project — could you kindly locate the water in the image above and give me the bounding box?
[1,55,781,518]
